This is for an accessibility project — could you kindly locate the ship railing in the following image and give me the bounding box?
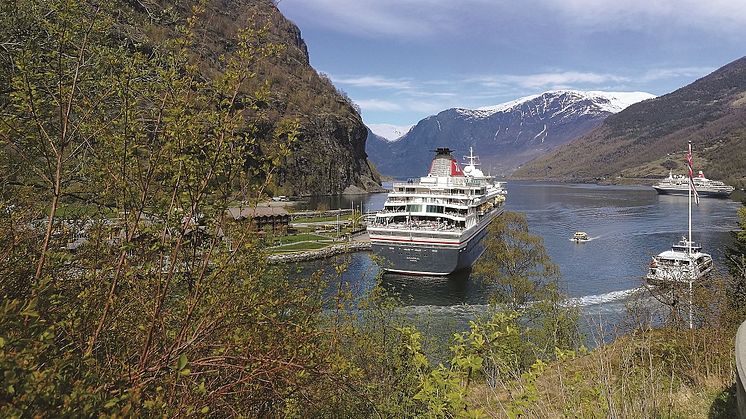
[393,177,474,187]
[374,210,466,219]
[388,191,474,200]
[385,197,470,206]
[368,221,465,233]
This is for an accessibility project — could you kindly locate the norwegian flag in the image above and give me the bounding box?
[685,143,700,205]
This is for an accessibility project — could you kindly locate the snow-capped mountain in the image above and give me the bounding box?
[474,91,654,115]
[366,90,655,177]
[368,123,414,142]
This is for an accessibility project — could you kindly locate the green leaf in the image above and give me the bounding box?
[177,353,188,371]
[200,406,209,414]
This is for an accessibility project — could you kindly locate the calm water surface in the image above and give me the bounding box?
[294,181,742,330]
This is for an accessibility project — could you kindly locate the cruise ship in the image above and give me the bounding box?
[367,147,506,275]
[653,170,734,197]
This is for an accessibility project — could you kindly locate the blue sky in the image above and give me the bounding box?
[277,0,746,127]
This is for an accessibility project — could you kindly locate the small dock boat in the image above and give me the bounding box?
[572,231,589,242]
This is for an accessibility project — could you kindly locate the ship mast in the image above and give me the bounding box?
[464,147,478,167]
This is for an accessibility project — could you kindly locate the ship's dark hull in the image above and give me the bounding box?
[653,186,732,198]
[371,222,490,276]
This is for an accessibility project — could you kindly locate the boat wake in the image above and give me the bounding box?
[568,288,640,307]
[568,235,601,242]
[400,288,642,317]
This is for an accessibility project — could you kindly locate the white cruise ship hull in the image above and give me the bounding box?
[370,208,501,276]
[653,185,733,198]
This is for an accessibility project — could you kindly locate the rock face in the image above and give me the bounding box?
[367,91,654,178]
[514,56,746,187]
[143,0,382,196]
[248,0,382,195]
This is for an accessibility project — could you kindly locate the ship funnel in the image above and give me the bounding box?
[428,148,464,177]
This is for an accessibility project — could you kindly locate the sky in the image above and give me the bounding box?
[276,0,746,128]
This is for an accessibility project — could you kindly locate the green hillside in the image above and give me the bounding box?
[514,56,746,188]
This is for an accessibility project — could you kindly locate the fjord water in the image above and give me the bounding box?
[297,181,741,325]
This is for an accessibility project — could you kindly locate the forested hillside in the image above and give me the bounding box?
[514,57,746,187]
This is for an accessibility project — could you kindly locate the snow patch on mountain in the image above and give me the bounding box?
[368,123,414,141]
[476,93,543,114]
[476,90,655,116]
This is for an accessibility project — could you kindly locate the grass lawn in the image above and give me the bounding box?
[57,202,117,218]
[292,214,353,223]
[274,233,330,245]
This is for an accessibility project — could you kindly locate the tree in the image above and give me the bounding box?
[474,211,560,308]
[725,202,746,308]
[474,211,580,365]
[0,1,327,416]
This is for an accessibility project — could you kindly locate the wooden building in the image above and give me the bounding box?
[226,205,290,234]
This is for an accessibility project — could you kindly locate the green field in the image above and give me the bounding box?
[292,215,349,223]
[274,233,330,245]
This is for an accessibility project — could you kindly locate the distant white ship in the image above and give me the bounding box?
[653,170,734,198]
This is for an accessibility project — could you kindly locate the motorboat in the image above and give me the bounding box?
[571,231,589,242]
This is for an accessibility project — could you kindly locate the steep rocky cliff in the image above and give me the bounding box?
[244,0,383,194]
[128,0,382,195]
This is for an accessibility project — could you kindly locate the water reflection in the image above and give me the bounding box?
[380,269,490,307]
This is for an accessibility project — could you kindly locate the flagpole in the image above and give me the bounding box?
[688,141,692,255]
[688,141,693,329]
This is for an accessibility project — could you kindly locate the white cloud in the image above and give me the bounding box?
[402,99,447,114]
[540,0,746,33]
[355,97,454,115]
[354,99,402,112]
[330,75,413,90]
[639,67,715,82]
[278,0,454,38]
[279,0,746,39]
[470,71,630,90]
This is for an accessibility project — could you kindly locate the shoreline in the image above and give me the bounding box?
[267,240,371,264]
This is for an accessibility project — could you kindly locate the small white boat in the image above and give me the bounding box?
[645,238,713,285]
[571,231,589,242]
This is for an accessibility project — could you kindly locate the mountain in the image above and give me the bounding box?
[112,0,382,196]
[238,1,382,195]
[365,128,394,170]
[514,57,746,187]
[366,91,654,178]
[368,124,414,141]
